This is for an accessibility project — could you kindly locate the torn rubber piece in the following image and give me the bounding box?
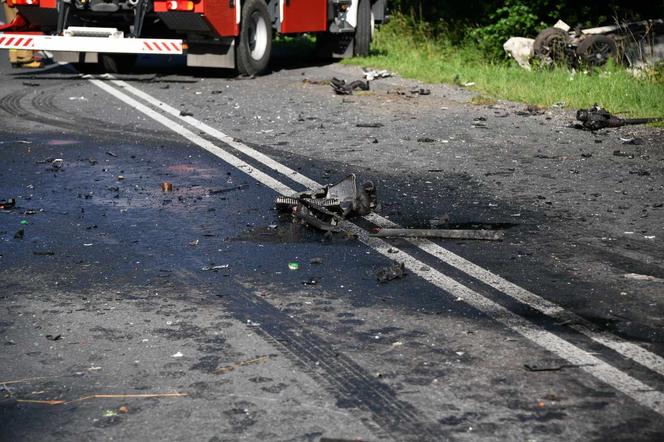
[331,77,370,95]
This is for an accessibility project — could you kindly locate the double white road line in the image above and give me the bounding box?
[86,74,664,417]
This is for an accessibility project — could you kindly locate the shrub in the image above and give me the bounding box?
[471,1,541,60]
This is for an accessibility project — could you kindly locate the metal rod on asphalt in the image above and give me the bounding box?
[370,228,504,240]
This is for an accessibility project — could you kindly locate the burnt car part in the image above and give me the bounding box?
[275,174,377,231]
[576,105,662,130]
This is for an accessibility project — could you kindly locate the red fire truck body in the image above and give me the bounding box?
[0,0,386,74]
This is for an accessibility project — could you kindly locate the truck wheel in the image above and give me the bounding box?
[576,35,617,67]
[99,54,137,74]
[353,0,371,57]
[236,0,272,76]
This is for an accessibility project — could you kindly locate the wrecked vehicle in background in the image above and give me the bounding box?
[505,19,664,70]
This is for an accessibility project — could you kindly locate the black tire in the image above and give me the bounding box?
[99,53,137,74]
[576,35,617,67]
[235,0,272,76]
[353,0,371,57]
[533,27,570,65]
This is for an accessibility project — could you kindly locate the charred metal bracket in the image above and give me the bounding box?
[275,174,377,232]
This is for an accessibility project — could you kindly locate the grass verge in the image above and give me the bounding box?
[344,17,664,119]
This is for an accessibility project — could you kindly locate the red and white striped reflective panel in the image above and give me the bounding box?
[142,40,182,53]
[0,36,35,49]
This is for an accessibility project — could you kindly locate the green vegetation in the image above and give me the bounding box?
[344,15,664,118]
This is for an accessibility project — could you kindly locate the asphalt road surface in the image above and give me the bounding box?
[1,49,664,442]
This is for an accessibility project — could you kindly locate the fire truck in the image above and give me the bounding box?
[0,0,386,74]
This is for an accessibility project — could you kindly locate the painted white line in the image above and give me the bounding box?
[87,78,295,197]
[110,76,664,381]
[109,78,320,189]
[88,78,664,417]
[369,215,664,379]
[356,228,664,417]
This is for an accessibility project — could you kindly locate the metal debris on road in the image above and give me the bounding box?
[33,251,55,256]
[201,264,229,271]
[515,105,545,116]
[376,262,407,283]
[331,77,370,95]
[371,228,504,241]
[613,150,635,158]
[575,105,662,130]
[410,87,431,96]
[303,278,319,286]
[386,86,431,97]
[524,363,593,372]
[363,69,394,80]
[208,184,249,194]
[275,174,377,232]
